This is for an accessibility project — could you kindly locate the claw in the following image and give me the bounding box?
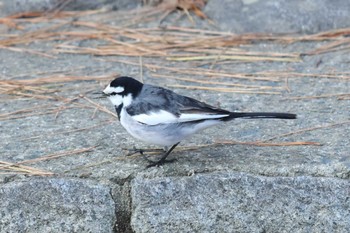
[124,147,144,156]
[123,143,180,168]
[145,142,180,168]
[146,158,177,168]
[123,147,164,157]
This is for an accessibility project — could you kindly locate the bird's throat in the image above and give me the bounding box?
[115,104,123,120]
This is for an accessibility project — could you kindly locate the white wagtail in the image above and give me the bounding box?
[103,76,296,167]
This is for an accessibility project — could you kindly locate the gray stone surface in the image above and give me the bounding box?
[0,0,58,16]
[0,0,350,232]
[0,0,140,17]
[0,178,116,233]
[205,0,350,33]
[131,172,350,233]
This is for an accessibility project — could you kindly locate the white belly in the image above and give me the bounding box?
[119,108,222,146]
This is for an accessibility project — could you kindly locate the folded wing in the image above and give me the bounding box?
[126,85,230,125]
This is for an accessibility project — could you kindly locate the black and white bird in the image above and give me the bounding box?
[103,76,296,167]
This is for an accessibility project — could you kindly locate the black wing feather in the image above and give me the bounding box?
[126,84,230,117]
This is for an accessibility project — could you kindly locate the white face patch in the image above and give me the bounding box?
[104,84,127,107]
[107,93,133,107]
[103,85,124,95]
[123,94,133,107]
[108,94,123,106]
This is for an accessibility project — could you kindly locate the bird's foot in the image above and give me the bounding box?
[123,147,164,157]
[146,157,177,168]
[124,143,180,168]
[145,142,180,168]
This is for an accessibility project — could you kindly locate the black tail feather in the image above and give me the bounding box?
[227,112,297,120]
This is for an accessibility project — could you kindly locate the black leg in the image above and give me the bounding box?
[124,147,164,157]
[146,142,180,168]
[124,146,143,156]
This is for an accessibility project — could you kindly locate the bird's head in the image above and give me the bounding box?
[103,76,143,107]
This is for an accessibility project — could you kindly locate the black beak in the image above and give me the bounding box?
[92,91,109,99]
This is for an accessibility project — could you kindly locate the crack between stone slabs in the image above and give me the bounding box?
[141,167,350,180]
[108,179,133,233]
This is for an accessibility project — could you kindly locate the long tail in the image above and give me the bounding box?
[227,112,296,120]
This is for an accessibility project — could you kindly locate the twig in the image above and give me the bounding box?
[166,55,301,62]
[0,46,56,58]
[14,146,97,165]
[262,120,350,142]
[81,96,118,118]
[0,161,54,176]
[167,84,281,94]
[18,121,113,141]
[139,56,144,82]
[215,141,321,147]
[286,93,350,100]
[151,73,285,90]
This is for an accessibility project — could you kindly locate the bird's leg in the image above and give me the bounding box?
[124,146,144,156]
[146,142,180,168]
[124,146,164,157]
